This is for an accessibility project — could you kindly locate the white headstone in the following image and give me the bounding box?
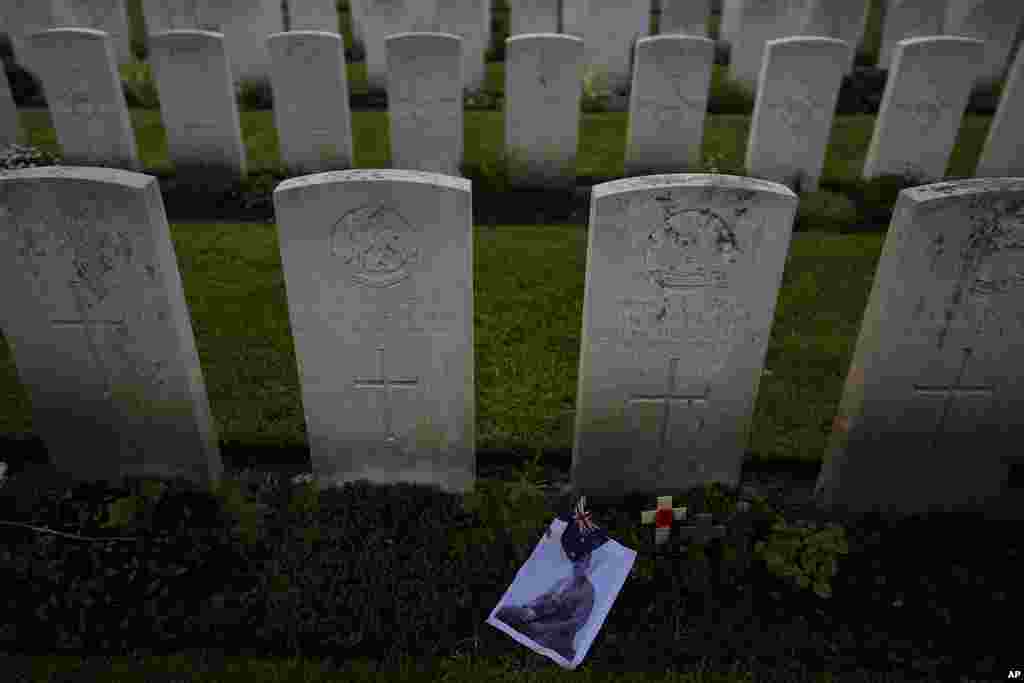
[572,174,797,501]
[0,65,25,148]
[141,0,230,35]
[584,0,650,94]
[57,0,133,64]
[354,0,439,90]
[863,37,984,182]
[661,0,710,37]
[563,0,588,37]
[745,36,849,192]
[148,30,248,176]
[877,0,949,70]
[505,33,585,189]
[267,31,354,174]
[349,0,365,47]
[435,0,489,91]
[976,46,1024,178]
[287,0,339,31]
[510,0,560,35]
[798,0,869,73]
[386,33,463,175]
[944,0,1024,88]
[625,35,714,175]
[0,166,224,489]
[3,0,72,68]
[728,0,795,90]
[272,169,475,495]
[219,0,284,82]
[718,0,743,45]
[814,177,1024,521]
[28,29,139,170]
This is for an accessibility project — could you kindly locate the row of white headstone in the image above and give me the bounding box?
[4,27,1023,190]
[1,166,1022,520]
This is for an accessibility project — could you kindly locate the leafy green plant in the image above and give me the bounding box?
[755,519,850,599]
[0,144,61,170]
[237,77,274,111]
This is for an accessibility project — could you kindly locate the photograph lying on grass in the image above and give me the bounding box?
[487,498,636,669]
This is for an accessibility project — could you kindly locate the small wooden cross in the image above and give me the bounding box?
[641,496,687,546]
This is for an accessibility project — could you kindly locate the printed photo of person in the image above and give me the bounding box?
[487,509,636,670]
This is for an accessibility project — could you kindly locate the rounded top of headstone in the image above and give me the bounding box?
[150,30,226,42]
[636,34,714,48]
[895,35,985,53]
[274,169,471,196]
[899,178,1024,205]
[766,35,850,50]
[592,174,797,201]
[0,165,155,190]
[385,32,464,45]
[267,30,343,43]
[506,33,585,45]
[29,27,109,41]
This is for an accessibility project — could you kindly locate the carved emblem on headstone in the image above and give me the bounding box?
[332,204,421,288]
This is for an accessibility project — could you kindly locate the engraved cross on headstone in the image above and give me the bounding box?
[50,315,126,402]
[913,346,994,450]
[353,345,420,443]
[629,357,711,450]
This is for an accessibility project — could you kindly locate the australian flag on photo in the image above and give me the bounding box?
[551,496,610,561]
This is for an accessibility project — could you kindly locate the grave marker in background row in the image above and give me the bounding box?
[625,35,714,175]
[572,174,798,502]
[862,36,983,182]
[746,36,849,192]
[798,0,869,73]
[387,33,464,176]
[435,0,489,92]
[585,0,650,95]
[287,0,339,31]
[877,0,949,70]
[718,0,743,47]
[355,0,438,90]
[148,30,248,177]
[562,0,588,37]
[218,0,283,83]
[28,28,139,170]
[659,0,710,37]
[505,33,584,189]
[0,166,224,489]
[0,65,25,148]
[510,0,559,36]
[975,46,1024,178]
[267,31,354,174]
[728,0,792,91]
[814,178,1024,521]
[273,169,475,495]
[943,0,1024,88]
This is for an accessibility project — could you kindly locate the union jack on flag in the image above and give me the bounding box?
[574,496,598,535]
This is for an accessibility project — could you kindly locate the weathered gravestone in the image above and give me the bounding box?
[148,30,248,177]
[745,36,850,192]
[510,0,560,35]
[2,0,74,69]
[797,0,869,73]
[141,0,226,32]
[28,28,139,170]
[718,0,743,46]
[0,166,224,488]
[944,0,1024,88]
[728,0,794,91]
[505,34,584,189]
[975,46,1024,178]
[0,66,24,148]
[287,0,339,31]
[354,0,439,90]
[435,0,489,91]
[660,0,710,37]
[862,37,984,182]
[571,174,798,502]
[386,33,463,175]
[877,0,950,70]
[60,0,133,64]
[584,0,650,95]
[272,169,475,494]
[625,35,714,175]
[814,178,1024,521]
[267,31,354,174]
